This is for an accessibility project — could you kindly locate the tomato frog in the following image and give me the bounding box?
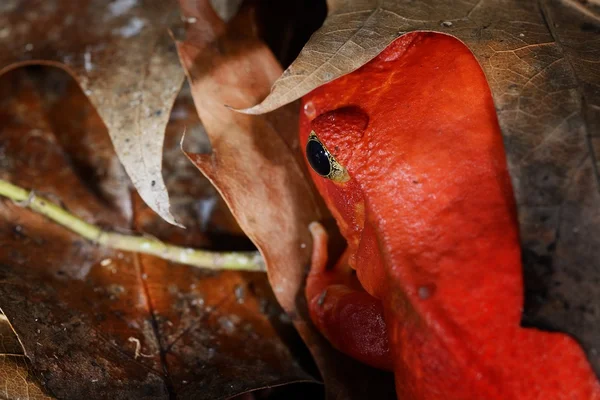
[300,32,600,399]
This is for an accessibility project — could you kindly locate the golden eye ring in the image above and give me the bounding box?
[305,131,349,183]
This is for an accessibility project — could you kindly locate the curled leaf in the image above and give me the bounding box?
[0,0,185,225]
[177,2,396,398]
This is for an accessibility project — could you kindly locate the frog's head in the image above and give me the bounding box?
[301,106,387,295]
[305,106,368,184]
[303,106,369,237]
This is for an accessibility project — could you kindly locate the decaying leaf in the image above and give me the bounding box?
[177,2,395,399]
[1,69,162,399]
[0,356,54,400]
[0,310,54,400]
[0,68,315,399]
[241,0,600,374]
[0,0,185,226]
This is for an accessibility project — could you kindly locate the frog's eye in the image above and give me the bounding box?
[306,131,349,183]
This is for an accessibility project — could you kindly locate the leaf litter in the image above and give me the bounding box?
[177,1,395,398]
[0,67,315,399]
[1,0,598,397]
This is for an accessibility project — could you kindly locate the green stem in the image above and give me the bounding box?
[0,179,264,272]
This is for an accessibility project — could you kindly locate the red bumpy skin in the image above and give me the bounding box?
[301,32,600,399]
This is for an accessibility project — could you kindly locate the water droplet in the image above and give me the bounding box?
[279,312,291,324]
[218,316,236,334]
[234,285,245,304]
[303,101,316,118]
[259,298,270,314]
[317,289,328,306]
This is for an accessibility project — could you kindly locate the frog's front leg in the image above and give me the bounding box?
[306,222,393,371]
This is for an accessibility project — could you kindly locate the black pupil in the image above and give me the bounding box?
[306,139,331,177]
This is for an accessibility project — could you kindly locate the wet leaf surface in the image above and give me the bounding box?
[0,0,185,225]
[0,67,315,399]
[177,2,395,399]
[243,0,600,375]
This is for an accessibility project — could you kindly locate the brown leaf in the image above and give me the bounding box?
[0,356,53,400]
[0,311,23,356]
[132,84,317,398]
[1,69,156,399]
[520,0,600,371]
[0,0,185,225]
[0,356,54,400]
[0,68,314,399]
[177,2,395,399]
[239,0,600,375]
[0,310,54,400]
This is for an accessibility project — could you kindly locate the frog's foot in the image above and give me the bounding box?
[306,221,393,371]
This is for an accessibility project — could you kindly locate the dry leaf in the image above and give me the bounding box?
[0,312,22,356]
[0,0,185,225]
[131,85,317,398]
[177,2,395,399]
[240,0,600,374]
[0,311,54,400]
[0,68,314,399]
[0,356,54,400]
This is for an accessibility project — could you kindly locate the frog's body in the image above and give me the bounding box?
[301,32,599,399]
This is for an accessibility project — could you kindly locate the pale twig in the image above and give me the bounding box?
[0,179,265,272]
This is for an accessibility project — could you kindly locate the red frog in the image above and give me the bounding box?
[300,32,600,399]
